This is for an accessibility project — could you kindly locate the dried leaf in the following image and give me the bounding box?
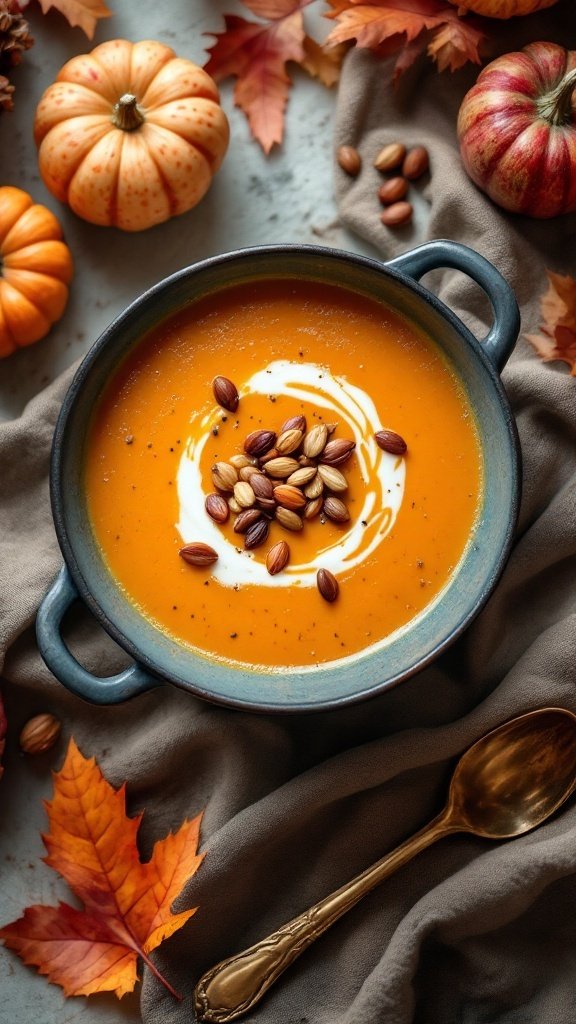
[0,739,204,999]
[301,36,348,86]
[525,272,576,376]
[325,0,488,78]
[204,0,315,153]
[37,0,112,39]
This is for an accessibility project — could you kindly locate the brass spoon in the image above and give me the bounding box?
[194,708,576,1023]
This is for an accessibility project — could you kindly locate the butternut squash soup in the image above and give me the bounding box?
[85,280,482,669]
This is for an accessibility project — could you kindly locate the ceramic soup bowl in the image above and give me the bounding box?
[37,240,520,712]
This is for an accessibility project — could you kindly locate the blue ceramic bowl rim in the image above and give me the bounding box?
[48,242,521,712]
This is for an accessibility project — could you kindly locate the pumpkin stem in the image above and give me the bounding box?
[112,93,145,132]
[537,67,576,127]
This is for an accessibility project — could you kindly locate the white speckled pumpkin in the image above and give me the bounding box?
[34,39,230,232]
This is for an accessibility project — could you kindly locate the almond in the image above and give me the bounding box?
[287,466,317,487]
[212,375,239,412]
[234,508,262,534]
[323,496,350,523]
[228,496,242,514]
[374,142,406,173]
[266,540,290,576]
[380,201,413,227]
[19,713,61,755]
[304,497,323,520]
[402,145,429,180]
[280,414,306,433]
[234,481,256,508]
[337,145,361,176]
[205,493,229,524]
[276,428,304,454]
[374,429,407,455]
[276,507,304,532]
[250,473,275,500]
[273,484,306,511]
[321,438,356,466]
[303,423,328,459]
[245,517,269,550]
[180,542,218,566]
[378,176,408,205]
[304,474,324,499]
[212,462,238,492]
[240,465,264,482]
[263,456,300,478]
[244,429,276,457]
[317,568,339,602]
[318,464,348,493]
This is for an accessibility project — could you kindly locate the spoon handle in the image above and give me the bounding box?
[194,812,456,1023]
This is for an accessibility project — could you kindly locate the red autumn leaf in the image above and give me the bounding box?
[525,272,576,376]
[0,739,204,999]
[325,0,488,78]
[204,0,315,153]
[36,0,112,38]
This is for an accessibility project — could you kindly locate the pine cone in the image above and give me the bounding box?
[0,1,33,112]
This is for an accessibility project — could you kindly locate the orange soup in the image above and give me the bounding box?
[85,280,482,668]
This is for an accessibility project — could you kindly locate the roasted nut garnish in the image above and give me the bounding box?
[378,176,409,205]
[317,464,348,493]
[250,473,275,500]
[287,466,317,487]
[303,497,323,520]
[205,493,229,524]
[280,414,306,433]
[234,481,256,508]
[317,568,339,602]
[228,496,242,513]
[212,461,238,492]
[245,517,269,550]
[374,429,407,455]
[19,713,61,755]
[239,465,263,482]
[304,474,324,499]
[276,507,304,532]
[323,496,350,523]
[264,456,300,478]
[273,484,306,511]
[303,423,328,459]
[266,540,290,575]
[180,542,219,566]
[321,438,356,466]
[380,201,413,227]
[276,428,304,454]
[234,508,262,534]
[244,429,276,457]
[230,453,254,470]
[402,145,429,180]
[213,375,239,412]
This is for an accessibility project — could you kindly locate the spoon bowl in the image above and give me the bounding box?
[447,707,576,839]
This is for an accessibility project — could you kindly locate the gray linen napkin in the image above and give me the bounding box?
[2,8,576,1024]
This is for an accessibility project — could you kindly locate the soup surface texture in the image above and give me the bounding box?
[85,279,482,669]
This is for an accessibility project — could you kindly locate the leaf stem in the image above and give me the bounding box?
[140,949,183,1001]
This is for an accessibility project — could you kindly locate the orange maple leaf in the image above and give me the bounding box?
[325,0,488,77]
[37,0,112,40]
[525,272,576,376]
[301,37,348,86]
[204,0,315,153]
[0,739,204,999]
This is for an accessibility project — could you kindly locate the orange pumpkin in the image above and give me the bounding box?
[33,39,230,233]
[447,0,557,15]
[0,186,73,359]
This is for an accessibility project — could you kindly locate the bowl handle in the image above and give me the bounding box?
[36,567,162,704]
[385,239,520,372]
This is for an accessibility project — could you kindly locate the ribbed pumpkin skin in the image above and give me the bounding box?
[448,0,558,16]
[34,39,230,232]
[0,187,73,358]
[457,42,576,218]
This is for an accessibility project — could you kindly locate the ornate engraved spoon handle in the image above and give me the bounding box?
[194,813,456,1023]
